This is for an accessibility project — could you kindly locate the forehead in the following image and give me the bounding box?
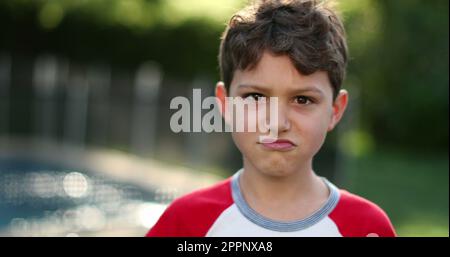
[230,51,332,97]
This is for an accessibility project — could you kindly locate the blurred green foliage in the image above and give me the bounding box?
[0,0,242,79]
[1,0,446,153]
[0,0,448,237]
[342,0,449,153]
[345,148,448,236]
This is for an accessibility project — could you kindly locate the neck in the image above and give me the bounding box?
[239,158,329,215]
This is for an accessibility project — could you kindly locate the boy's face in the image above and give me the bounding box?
[216,51,348,177]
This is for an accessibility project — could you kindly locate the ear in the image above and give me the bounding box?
[216,81,234,126]
[216,81,233,125]
[215,81,226,115]
[327,89,349,132]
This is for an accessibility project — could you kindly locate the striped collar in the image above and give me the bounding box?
[231,169,340,232]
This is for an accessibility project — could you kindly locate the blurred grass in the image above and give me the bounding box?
[343,148,449,237]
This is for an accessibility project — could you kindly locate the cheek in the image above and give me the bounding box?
[231,131,256,157]
[232,128,256,143]
[293,110,331,143]
[235,104,268,133]
[239,106,258,132]
[299,122,328,157]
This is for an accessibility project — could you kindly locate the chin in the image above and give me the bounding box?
[256,161,296,178]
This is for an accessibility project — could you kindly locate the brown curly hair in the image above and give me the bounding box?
[219,0,348,99]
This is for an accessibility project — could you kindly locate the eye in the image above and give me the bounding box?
[243,93,265,101]
[295,96,313,105]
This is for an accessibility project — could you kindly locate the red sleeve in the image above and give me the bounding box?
[146,178,233,237]
[329,190,396,237]
[145,197,184,237]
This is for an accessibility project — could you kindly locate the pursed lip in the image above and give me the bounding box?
[259,138,297,151]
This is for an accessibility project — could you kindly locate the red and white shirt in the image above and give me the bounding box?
[146,170,396,237]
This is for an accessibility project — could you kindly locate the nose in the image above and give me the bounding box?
[267,98,291,134]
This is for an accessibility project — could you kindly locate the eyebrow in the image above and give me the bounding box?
[237,84,325,96]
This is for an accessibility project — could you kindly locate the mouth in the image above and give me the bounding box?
[258,138,297,151]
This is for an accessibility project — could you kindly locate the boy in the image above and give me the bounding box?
[147,0,396,237]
